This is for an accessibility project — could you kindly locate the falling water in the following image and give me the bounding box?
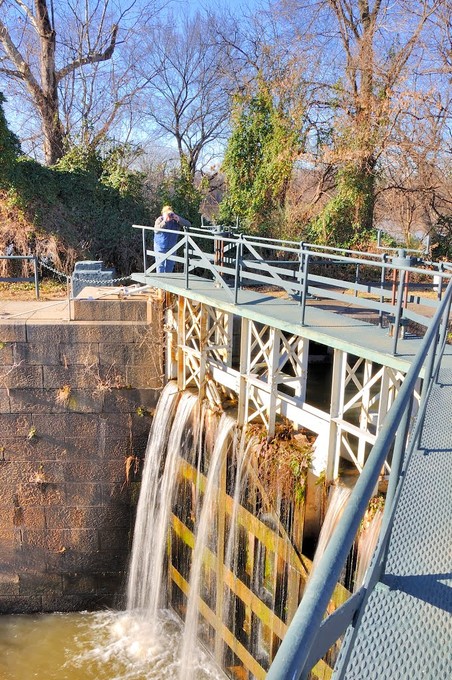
[0,384,316,679]
[221,432,258,659]
[310,485,352,576]
[127,386,198,620]
[178,413,237,680]
[126,382,178,612]
[354,509,383,591]
[122,384,227,680]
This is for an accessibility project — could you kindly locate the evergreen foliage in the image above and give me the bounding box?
[307,165,375,248]
[0,133,151,274]
[219,84,299,233]
[0,93,21,186]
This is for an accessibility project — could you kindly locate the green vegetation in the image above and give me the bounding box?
[0,102,151,275]
[250,422,313,504]
[0,93,21,182]
[219,84,299,234]
[307,165,375,249]
[1,1,451,261]
[27,426,37,440]
[0,91,207,275]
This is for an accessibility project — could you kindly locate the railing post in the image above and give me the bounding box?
[33,256,40,299]
[234,236,242,304]
[391,267,406,355]
[184,231,190,289]
[298,242,304,305]
[300,250,310,326]
[379,254,387,327]
[437,263,444,300]
[142,227,147,273]
[354,263,359,296]
[436,289,452,378]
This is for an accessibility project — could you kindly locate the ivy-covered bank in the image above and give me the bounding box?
[0,93,148,276]
[0,93,204,278]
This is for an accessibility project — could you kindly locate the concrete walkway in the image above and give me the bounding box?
[0,299,71,322]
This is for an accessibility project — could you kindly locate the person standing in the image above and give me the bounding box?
[153,205,191,273]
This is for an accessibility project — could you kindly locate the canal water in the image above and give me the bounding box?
[0,609,223,680]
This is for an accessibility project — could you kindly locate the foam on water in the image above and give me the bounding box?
[0,609,224,680]
[70,610,182,679]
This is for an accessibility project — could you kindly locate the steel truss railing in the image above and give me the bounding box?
[265,277,452,680]
[134,224,452,355]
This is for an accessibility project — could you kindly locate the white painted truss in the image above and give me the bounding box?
[164,295,419,481]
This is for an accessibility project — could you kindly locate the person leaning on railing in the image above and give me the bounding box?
[153,205,191,273]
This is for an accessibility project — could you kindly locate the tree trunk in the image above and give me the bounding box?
[356,156,377,233]
[35,0,65,164]
[40,97,65,165]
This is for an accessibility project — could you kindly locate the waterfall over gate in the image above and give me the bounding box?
[126,383,194,617]
[126,384,357,679]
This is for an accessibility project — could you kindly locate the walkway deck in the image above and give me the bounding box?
[131,272,452,373]
[334,363,452,679]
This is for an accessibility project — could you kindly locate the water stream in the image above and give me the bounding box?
[126,381,181,615]
[178,414,237,680]
[127,386,197,620]
[310,485,352,576]
[354,509,383,590]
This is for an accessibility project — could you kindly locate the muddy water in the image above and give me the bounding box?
[0,610,223,680]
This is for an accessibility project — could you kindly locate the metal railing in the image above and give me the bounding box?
[265,276,452,680]
[133,224,452,355]
[0,255,40,298]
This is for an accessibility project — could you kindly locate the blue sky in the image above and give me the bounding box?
[179,0,262,15]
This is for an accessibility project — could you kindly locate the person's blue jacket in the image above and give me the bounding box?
[153,209,191,272]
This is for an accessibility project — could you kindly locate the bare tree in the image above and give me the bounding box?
[139,10,233,178]
[208,6,317,232]
[275,0,444,238]
[0,0,154,164]
[369,0,452,246]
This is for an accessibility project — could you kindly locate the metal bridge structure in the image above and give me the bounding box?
[131,224,452,680]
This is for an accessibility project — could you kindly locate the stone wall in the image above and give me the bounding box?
[0,295,163,613]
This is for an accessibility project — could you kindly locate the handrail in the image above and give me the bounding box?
[133,224,452,355]
[135,223,451,275]
[265,277,452,680]
[0,255,40,299]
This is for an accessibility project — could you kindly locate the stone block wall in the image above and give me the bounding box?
[0,296,163,613]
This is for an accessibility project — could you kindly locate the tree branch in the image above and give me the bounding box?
[0,19,42,98]
[0,65,24,79]
[55,23,118,82]
[10,0,40,34]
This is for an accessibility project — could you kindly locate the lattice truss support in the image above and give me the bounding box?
[164,296,420,479]
[326,349,420,481]
[165,299,310,438]
[165,296,233,397]
[237,319,309,438]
